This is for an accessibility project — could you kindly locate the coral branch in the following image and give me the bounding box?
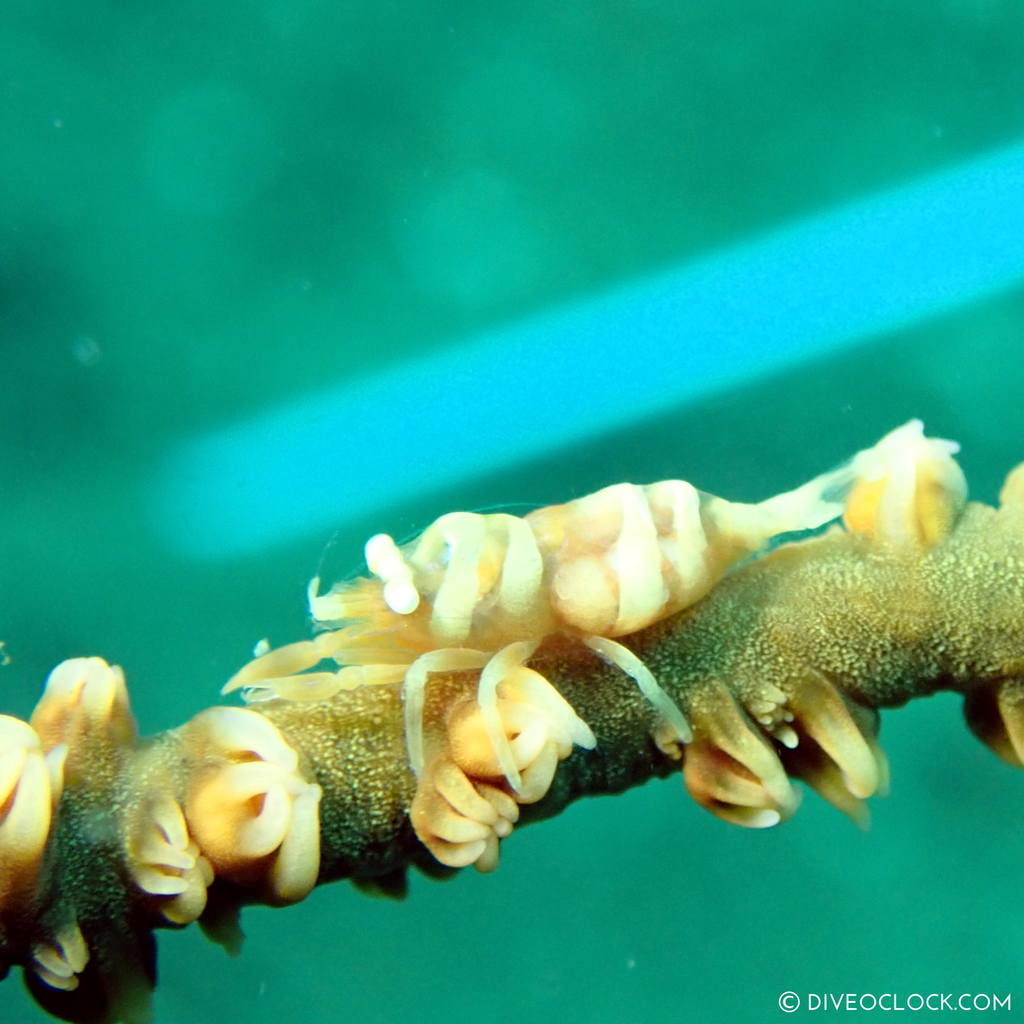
[3,423,1023,1023]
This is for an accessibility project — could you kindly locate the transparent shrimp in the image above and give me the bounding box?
[226,447,862,790]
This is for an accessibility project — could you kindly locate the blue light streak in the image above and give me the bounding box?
[150,140,1024,559]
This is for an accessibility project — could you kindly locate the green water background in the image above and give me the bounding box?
[4,2,1024,1021]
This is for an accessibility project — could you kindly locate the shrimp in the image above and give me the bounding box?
[225,446,865,790]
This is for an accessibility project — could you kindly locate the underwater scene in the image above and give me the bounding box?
[5,1,1024,1022]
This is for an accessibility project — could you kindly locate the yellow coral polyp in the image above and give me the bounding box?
[843,419,967,547]
[182,707,322,903]
[411,663,584,871]
[30,925,88,993]
[30,657,136,771]
[0,716,56,914]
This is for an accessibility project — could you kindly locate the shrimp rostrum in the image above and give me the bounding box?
[227,444,866,774]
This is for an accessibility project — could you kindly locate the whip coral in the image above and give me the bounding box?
[1,420,1021,1023]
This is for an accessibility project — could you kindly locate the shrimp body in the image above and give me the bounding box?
[315,470,856,651]
[227,455,859,788]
